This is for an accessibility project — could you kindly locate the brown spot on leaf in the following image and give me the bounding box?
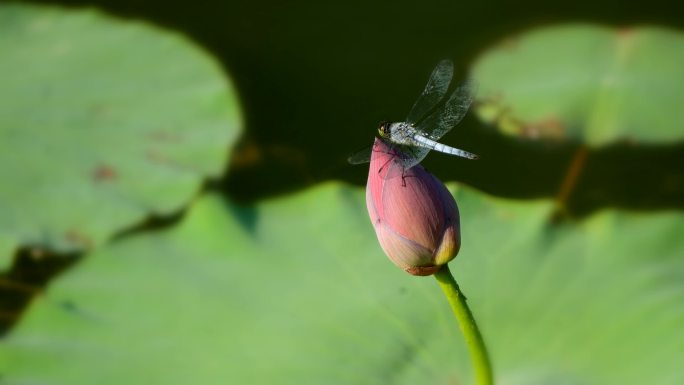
[146,149,168,164]
[147,130,182,143]
[93,164,117,182]
[65,230,92,248]
[88,103,113,117]
[522,117,566,140]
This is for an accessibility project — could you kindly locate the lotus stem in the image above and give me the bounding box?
[434,264,493,385]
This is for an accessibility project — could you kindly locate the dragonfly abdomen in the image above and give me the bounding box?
[412,134,478,160]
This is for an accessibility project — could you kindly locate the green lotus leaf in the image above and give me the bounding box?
[1,183,682,384]
[0,3,241,262]
[471,24,684,145]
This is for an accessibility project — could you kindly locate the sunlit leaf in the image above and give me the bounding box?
[1,183,682,384]
[0,3,242,262]
[471,25,684,145]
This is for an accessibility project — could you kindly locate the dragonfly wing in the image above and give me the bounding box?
[348,141,427,167]
[405,60,454,124]
[347,145,373,164]
[381,144,428,179]
[400,144,430,169]
[419,78,475,141]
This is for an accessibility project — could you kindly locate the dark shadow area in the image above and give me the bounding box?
[220,197,260,235]
[225,116,684,219]
[112,203,188,241]
[570,140,684,216]
[0,248,80,336]
[17,0,684,219]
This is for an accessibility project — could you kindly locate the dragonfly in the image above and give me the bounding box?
[348,60,478,178]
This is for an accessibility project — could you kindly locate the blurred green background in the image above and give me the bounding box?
[0,0,683,384]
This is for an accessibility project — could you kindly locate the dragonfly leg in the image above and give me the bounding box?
[374,141,401,175]
[378,156,394,175]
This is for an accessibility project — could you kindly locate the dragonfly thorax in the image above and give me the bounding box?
[385,122,418,145]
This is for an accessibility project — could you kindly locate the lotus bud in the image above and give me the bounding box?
[366,138,461,276]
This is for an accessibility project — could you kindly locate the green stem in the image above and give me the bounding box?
[434,264,493,385]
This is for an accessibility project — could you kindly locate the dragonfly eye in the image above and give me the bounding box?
[377,121,390,137]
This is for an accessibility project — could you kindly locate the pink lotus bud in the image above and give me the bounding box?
[366,138,461,276]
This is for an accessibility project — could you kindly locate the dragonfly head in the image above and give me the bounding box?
[377,121,391,138]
